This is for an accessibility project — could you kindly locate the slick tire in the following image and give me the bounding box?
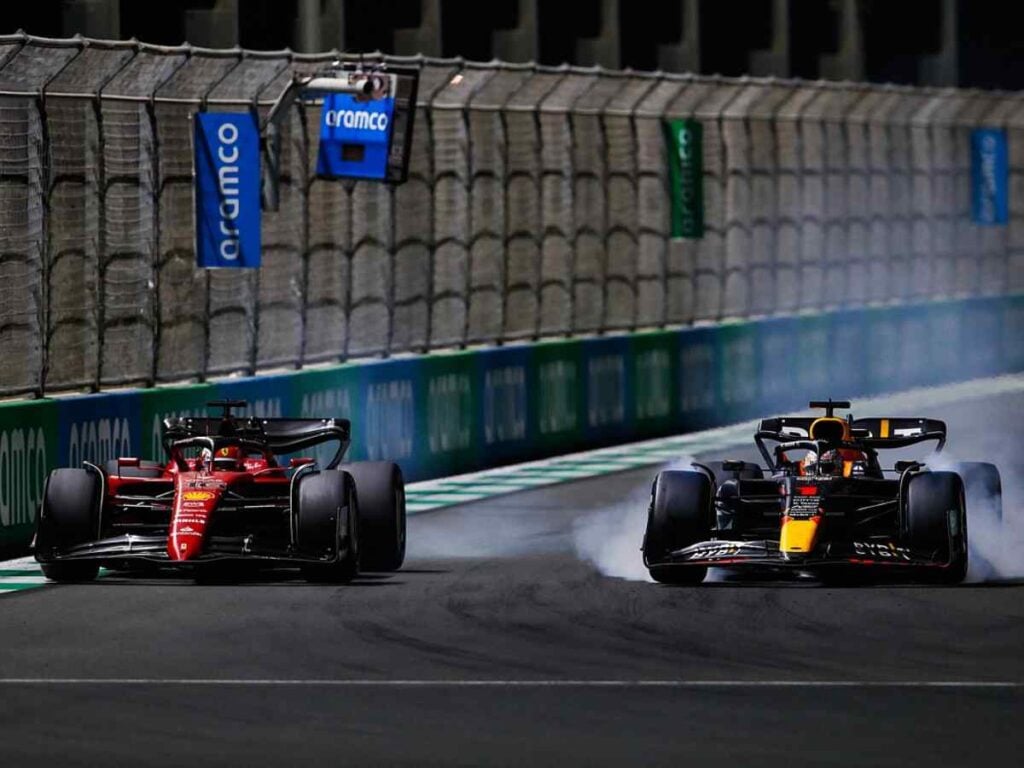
[343,462,406,572]
[297,471,359,583]
[903,471,968,584]
[35,469,101,581]
[103,459,165,478]
[953,461,1002,524]
[643,470,713,585]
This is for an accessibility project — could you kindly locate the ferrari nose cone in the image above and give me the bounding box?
[169,480,221,561]
[168,533,203,561]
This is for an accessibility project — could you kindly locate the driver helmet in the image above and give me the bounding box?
[800,450,818,476]
[213,445,243,471]
[814,448,846,477]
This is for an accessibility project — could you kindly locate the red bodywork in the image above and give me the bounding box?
[106,456,295,562]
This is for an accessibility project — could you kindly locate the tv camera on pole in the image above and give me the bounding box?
[261,63,419,211]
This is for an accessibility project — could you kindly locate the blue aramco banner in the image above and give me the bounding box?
[971,127,1009,226]
[316,92,395,180]
[194,111,261,268]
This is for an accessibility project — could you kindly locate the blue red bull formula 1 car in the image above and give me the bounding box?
[34,401,406,583]
[642,400,1002,584]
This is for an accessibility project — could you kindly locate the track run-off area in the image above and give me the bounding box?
[1,375,1022,766]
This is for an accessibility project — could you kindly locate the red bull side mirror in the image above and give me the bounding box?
[261,64,419,211]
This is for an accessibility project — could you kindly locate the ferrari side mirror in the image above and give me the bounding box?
[289,457,314,469]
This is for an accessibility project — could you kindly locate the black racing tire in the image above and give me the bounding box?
[40,561,100,583]
[953,461,1002,524]
[343,462,406,572]
[703,461,764,483]
[35,468,101,560]
[296,471,359,583]
[643,470,713,585]
[103,459,165,478]
[903,471,968,584]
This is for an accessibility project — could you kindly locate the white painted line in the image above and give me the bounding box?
[0,678,1018,689]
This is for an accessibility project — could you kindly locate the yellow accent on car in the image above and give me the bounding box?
[779,517,820,554]
[809,417,851,442]
[880,419,890,438]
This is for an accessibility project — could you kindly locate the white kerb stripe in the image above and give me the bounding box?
[0,678,1019,688]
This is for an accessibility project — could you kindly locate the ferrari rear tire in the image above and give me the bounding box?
[297,471,359,583]
[344,462,406,572]
[40,561,100,583]
[903,471,968,584]
[35,468,101,559]
[643,470,713,585]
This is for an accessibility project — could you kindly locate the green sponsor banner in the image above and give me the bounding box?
[531,338,586,455]
[289,364,362,466]
[138,384,217,462]
[664,118,704,239]
[419,351,480,477]
[0,398,58,556]
[718,322,761,422]
[629,330,678,431]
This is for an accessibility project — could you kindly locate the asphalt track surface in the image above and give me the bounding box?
[1,390,1022,766]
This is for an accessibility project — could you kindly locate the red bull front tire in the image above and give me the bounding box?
[642,470,713,585]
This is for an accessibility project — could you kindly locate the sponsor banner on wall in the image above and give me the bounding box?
[581,336,631,444]
[358,358,420,473]
[678,327,719,430]
[971,128,1009,225]
[531,339,586,457]
[194,111,261,268]
[420,353,479,478]
[56,391,141,471]
[476,344,533,465]
[664,118,704,239]
[629,331,678,433]
[757,317,799,415]
[827,310,867,398]
[317,92,395,180]
[0,399,57,556]
[718,324,760,422]
[138,384,216,463]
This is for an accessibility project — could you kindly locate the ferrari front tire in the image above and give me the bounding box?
[297,471,359,583]
[35,468,100,556]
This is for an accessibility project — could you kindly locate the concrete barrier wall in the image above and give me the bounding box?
[2,295,1022,557]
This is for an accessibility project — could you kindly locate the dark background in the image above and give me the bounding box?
[3,0,1023,89]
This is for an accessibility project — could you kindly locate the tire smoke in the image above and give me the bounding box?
[571,457,698,583]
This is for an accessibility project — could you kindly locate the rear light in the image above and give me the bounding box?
[798,485,818,496]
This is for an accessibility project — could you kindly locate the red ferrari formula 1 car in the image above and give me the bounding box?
[34,401,405,583]
[642,399,1002,585]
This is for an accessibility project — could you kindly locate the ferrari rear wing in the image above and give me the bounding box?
[163,417,352,468]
